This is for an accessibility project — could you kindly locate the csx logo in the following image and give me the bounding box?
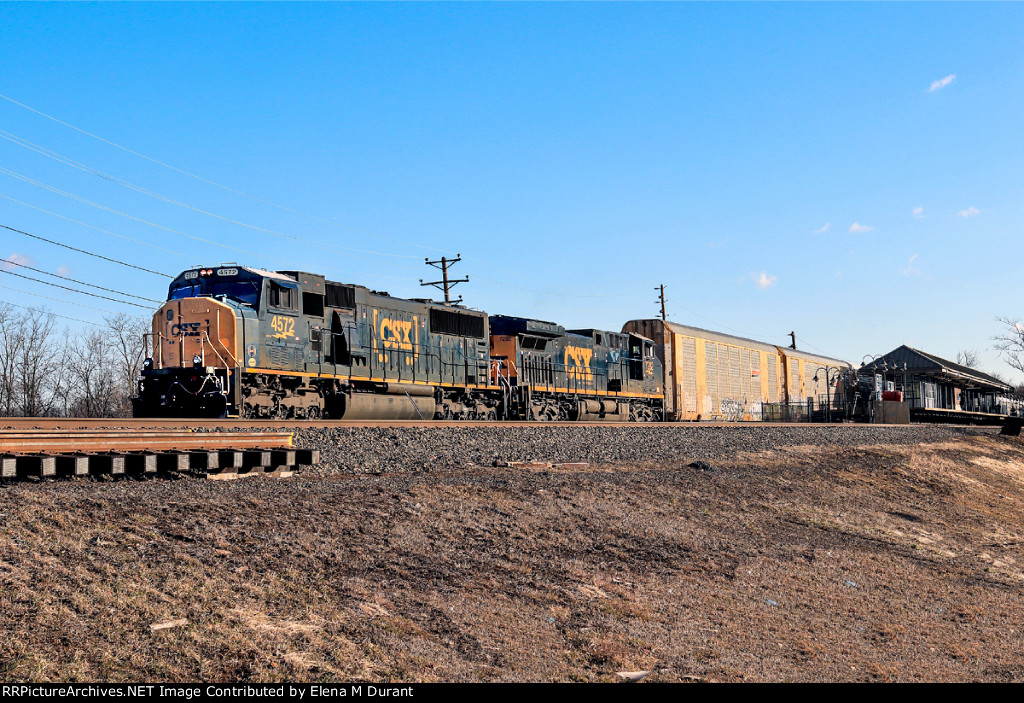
[380,317,413,351]
[169,322,202,338]
[564,345,594,385]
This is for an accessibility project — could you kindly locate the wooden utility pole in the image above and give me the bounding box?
[420,254,468,305]
[655,284,667,321]
[789,331,797,349]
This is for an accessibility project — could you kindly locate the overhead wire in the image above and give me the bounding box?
[0,297,103,327]
[0,282,126,316]
[0,264,155,308]
[0,167,427,285]
[473,274,620,299]
[794,334,843,360]
[0,129,421,260]
[1,223,171,277]
[0,93,630,299]
[1,194,195,261]
[0,258,160,302]
[0,268,149,309]
[0,166,312,268]
[0,93,656,302]
[0,92,448,254]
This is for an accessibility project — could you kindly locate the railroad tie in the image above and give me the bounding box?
[55,455,90,477]
[123,453,158,475]
[11,454,57,478]
[89,454,126,475]
[156,452,190,473]
[188,450,220,472]
[295,449,320,466]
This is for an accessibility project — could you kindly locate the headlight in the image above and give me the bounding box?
[143,357,153,369]
[192,354,203,367]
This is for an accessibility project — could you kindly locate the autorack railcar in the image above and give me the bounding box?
[622,319,854,421]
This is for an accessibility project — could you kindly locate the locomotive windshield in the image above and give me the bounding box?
[168,270,263,307]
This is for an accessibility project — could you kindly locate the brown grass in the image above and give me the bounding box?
[2,434,1024,682]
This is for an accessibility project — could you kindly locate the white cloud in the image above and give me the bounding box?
[813,222,831,234]
[899,254,921,276]
[849,222,874,233]
[929,74,956,92]
[957,206,981,217]
[912,206,924,219]
[57,265,72,276]
[753,271,777,289]
[1,253,30,270]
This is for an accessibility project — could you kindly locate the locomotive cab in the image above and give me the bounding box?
[133,266,285,417]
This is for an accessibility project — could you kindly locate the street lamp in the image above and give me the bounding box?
[813,365,846,423]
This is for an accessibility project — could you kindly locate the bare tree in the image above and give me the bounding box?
[66,329,120,418]
[956,349,980,368]
[15,308,61,416]
[105,313,149,417]
[994,316,1024,374]
[0,303,21,415]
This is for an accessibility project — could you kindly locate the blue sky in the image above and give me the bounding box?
[1,2,1022,381]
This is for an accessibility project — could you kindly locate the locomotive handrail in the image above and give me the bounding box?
[200,331,231,370]
[320,326,492,388]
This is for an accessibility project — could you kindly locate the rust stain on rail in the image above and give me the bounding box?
[0,430,293,454]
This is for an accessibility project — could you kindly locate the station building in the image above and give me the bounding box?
[860,345,1018,418]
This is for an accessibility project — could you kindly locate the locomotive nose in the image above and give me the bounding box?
[153,298,239,370]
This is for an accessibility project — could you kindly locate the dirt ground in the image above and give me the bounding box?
[2,433,1024,682]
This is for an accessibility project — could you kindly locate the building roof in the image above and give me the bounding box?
[860,345,1012,393]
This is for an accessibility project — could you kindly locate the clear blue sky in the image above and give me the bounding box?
[1,2,1022,381]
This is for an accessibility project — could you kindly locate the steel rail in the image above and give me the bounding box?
[0,417,989,430]
[0,429,293,453]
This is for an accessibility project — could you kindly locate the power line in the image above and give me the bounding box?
[794,334,843,360]
[0,282,125,315]
[0,94,661,303]
[0,297,103,327]
[1,194,195,261]
[0,166,308,268]
[0,128,421,260]
[0,92,448,254]
[472,275,619,299]
[1,258,160,303]
[0,267,154,309]
[1,223,171,277]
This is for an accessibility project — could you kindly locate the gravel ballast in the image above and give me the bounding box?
[286,424,994,474]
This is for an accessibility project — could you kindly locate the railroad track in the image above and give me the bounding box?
[0,428,319,481]
[0,417,918,430]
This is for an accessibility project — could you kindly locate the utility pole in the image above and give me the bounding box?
[420,254,468,305]
[655,284,667,321]
[789,331,797,349]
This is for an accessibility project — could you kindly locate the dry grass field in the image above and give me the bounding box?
[2,432,1023,682]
